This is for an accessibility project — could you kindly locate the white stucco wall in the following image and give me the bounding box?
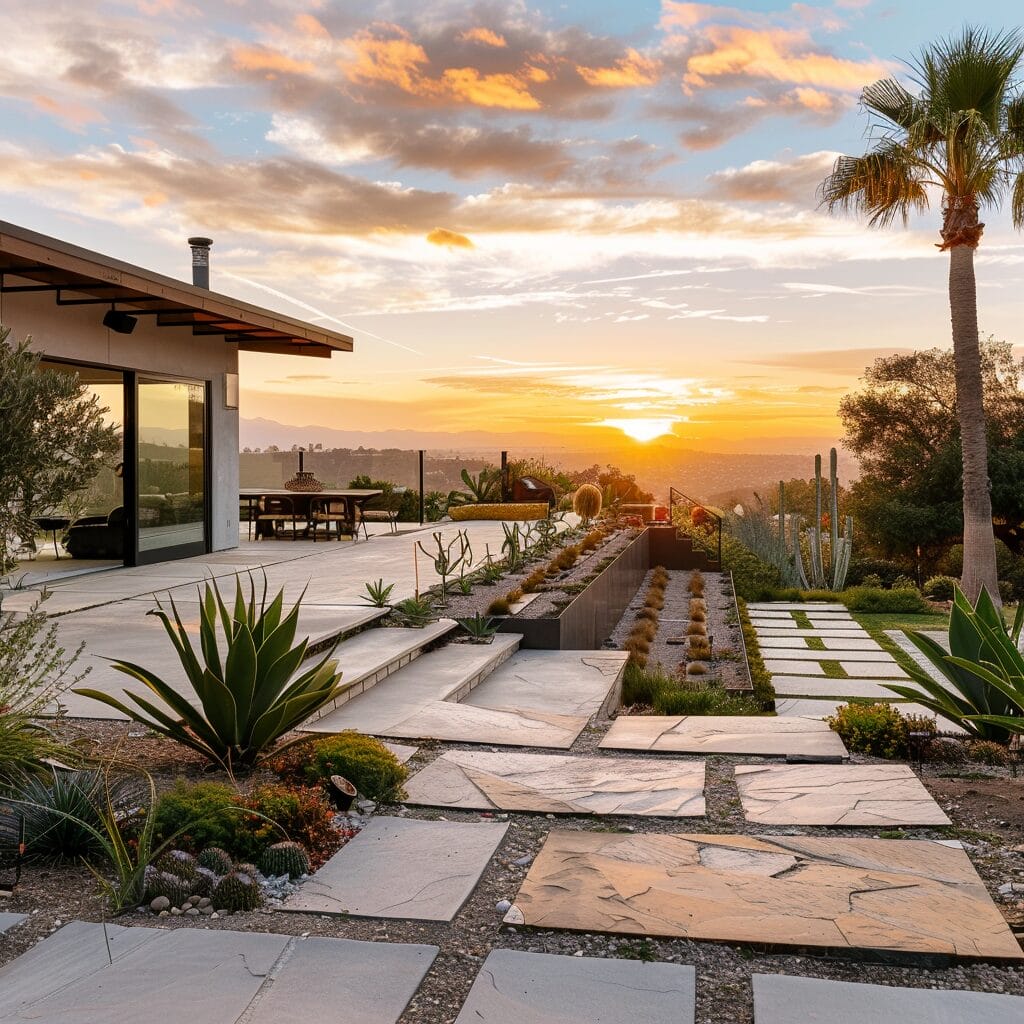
[1,290,240,552]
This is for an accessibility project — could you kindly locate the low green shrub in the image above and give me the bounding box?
[652,682,758,716]
[826,703,910,758]
[891,574,919,591]
[967,739,1011,766]
[269,732,408,803]
[153,780,239,855]
[620,662,670,707]
[839,586,930,613]
[845,557,908,588]
[923,575,957,601]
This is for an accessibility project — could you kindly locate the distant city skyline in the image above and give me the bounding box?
[1,1,1021,452]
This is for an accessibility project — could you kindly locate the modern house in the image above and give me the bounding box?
[0,221,352,566]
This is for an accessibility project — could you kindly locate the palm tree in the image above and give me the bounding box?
[820,27,1024,603]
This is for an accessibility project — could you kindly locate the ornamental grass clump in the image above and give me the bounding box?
[74,575,345,771]
[688,571,705,597]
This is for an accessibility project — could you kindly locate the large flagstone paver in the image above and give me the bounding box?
[734,764,951,826]
[771,677,903,699]
[0,912,26,933]
[0,922,437,1024]
[752,973,1024,1024]
[600,715,847,760]
[462,650,627,719]
[245,936,437,1024]
[504,832,1023,959]
[404,750,705,817]
[454,949,696,1024]
[281,816,507,920]
[885,629,950,685]
[762,659,825,675]
[755,627,869,638]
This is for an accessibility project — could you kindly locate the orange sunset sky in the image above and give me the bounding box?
[1,1,1022,452]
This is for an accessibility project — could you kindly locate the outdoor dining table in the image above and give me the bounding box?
[239,488,383,540]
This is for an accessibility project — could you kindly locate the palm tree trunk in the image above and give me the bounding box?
[948,242,1000,603]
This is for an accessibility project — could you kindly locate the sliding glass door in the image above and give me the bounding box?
[135,377,207,562]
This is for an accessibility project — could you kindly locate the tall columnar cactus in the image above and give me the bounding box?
[783,448,853,592]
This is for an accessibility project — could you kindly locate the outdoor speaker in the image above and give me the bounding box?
[102,309,137,335]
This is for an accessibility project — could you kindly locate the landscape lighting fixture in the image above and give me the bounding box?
[102,307,137,335]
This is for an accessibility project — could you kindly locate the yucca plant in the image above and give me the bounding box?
[885,585,1024,740]
[73,576,344,770]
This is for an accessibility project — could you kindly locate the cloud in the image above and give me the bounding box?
[427,227,474,248]
[739,347,917,374]
[231,45,315,77]
[457,27,507,48]
[577,49,661,88]
[706,150,838,203]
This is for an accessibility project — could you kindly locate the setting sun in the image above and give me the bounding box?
[600,418,679,442]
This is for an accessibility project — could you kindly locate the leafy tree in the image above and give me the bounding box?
[0,329,121,574]
[820,27,1024,602]
[840,343,1024,562]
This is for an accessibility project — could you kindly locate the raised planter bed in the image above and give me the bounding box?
[497,530,650,649]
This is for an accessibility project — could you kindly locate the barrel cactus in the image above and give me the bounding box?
[154,849,198,881]
[197,847,234,875]
[191,866,218,897]
[213,869,264,912]
[145,869,193,909]
[572,484,602,523]
[258,841,311,879]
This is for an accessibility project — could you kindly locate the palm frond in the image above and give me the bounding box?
[862,77,920,129]
[818,148,929,226]
[1012,170,1024,228]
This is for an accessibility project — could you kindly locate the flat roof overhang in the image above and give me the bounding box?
[0,221,352,359]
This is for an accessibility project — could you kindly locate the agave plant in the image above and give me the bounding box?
[359,578,396,608]
[885,586,1024,741]
[447,467,501,507]
[73,576,344,770]
[455,614,499,643]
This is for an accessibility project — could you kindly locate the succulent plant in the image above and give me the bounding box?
[212,870,264,913]
[258,841,311,879]
[234,862,262,880]
[572,484,602,523]
[191,866,218,897]
[144,869,193,909]
[154,849,198,880]
[198,846,234,875]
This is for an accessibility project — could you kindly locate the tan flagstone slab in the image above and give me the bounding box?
[762,660,825,675]
[404,750,705,817]
[599,715,847,759]
[734,764,951,826]
[503,832,1022,959]
[454,949,696,1024]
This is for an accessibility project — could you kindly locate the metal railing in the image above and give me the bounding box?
[668,486,722,567]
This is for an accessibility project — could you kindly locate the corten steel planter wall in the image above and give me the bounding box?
[498,529,650,650]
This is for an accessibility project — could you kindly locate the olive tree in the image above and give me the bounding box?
[0,327,121,575]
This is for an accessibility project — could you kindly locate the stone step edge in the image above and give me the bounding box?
[303,619,459,724]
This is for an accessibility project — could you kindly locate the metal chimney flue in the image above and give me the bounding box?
[188,236,213,288]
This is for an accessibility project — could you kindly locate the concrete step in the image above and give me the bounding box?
[305,618,458,723]
[303,633,522,735]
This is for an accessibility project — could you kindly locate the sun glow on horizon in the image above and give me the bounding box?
[599,418,679,442]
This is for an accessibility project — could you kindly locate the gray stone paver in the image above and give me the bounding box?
[454,949,696,1024]
[748,603,847,612]
[0,912,26,934]
[0,922,437,1024]
[835,660,910,678]
[762,659,825,675]
[752,973,1024,1023]
[762,648,894,662]
[771,677,905,699]
[774,698,949,725]
[280,816,508,921]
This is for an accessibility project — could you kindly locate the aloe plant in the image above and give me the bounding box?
[359,578,395,607]
[447,467,500,507]
[73,576,344,770]
[885,586,1024,740]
